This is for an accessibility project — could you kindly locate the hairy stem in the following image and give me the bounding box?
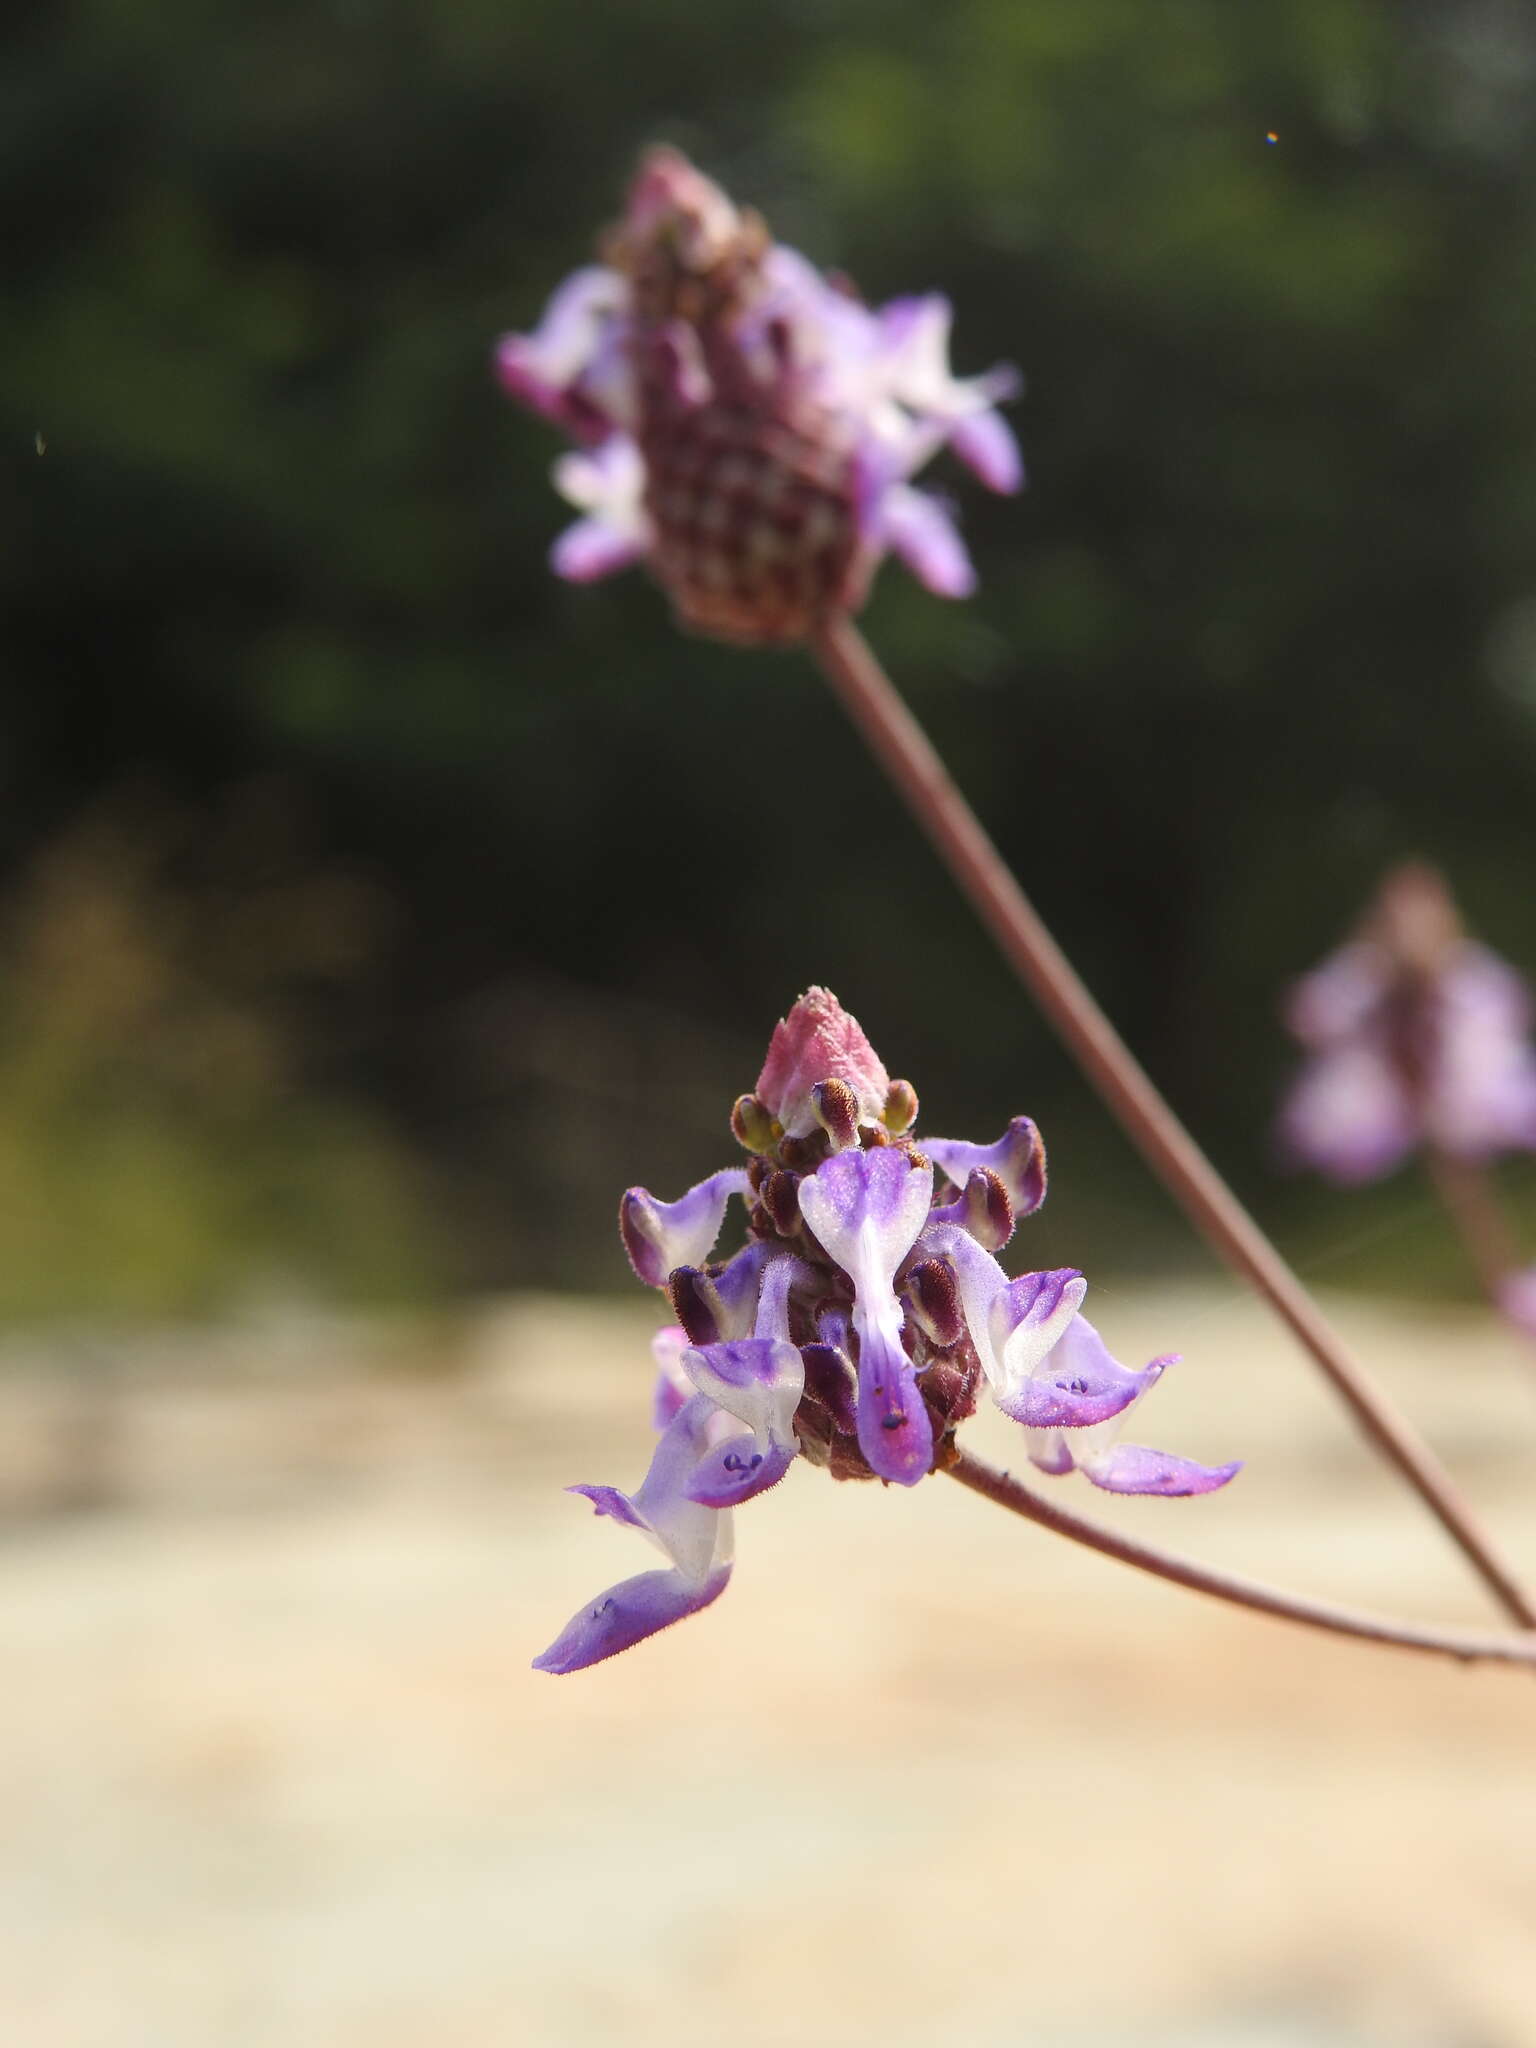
[810,614,1536,1629]
[944,1450,1536,1670]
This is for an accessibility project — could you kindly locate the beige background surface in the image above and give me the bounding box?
[1,1284,1533,2048]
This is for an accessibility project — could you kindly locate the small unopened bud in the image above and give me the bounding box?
[799,1341,859,1433]
[667,1266,719,1347]
[811,1077,861,1151]
[959,1167,1014,1251]
[778,1132,828,1172]
[731,1092,780,1155]
[905,1258,965,1347]
[882,1079,918,1135]
[762,1169,803,1238]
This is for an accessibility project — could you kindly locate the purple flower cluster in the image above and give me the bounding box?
[1279,865,1536,1183]
[535,989,1238,1674]
[495,148,1021,644]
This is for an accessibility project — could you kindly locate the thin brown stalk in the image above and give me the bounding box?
[1426,1148,1525,1308]
[944,1449,1536,1670]
[810,613,1536,1629]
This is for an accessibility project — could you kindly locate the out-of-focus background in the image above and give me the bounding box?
[8,2,1536,2044]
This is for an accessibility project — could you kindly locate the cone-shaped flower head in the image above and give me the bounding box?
[495,146,1021,645]
[536,987,1237,1671]
[1279,864,1536,1182]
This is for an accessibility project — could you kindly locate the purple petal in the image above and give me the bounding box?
[753,1254,812,1343]
[1284,941,1386,1047]
[924,1117,1046,1216]
[1080,1445,1243,1497]
[619,1169,749,1287]
[532,1563,732,1674]
[881,485,976,598]
[948,409,1024,494]
[568,1482,649,1531]
[649,1326,693,1432]
[1276,1044,1415,1184]
[494,265,631,440]
[993,1297,1140,1429]
[551,515,643,582]
[685,1434,796,1508]
[928,1166,1014,1251]
[682,1337,804,1442]
[1026,1429,1075,1476]
[1426,948,1536,1157]
[797,1147,934,1288]
[853,1318,933,1487]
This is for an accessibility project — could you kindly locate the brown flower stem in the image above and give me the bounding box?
[809,613,1536,1629]
[944,1449,1536,1670]
[1426,1149,1524,1307]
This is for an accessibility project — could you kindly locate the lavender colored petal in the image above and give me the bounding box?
[551,437,648,575]
[797,1147,934,1277]
[685,1434,797,1508]
[753,1254,813,1343]
[551,515,643,583]
[495,266,632,440]
[650,1326,693,1432]
[881,485,977,598]
[1079,1445,1243,1497]
[568,1482,649,1532]
[1276,1044,1416,1185]
[709,1241,775,1339]
[532,1563,732,1674]
[924,1117,1046,1216]
[948,409,1024,494]
[853,1317,933,1487]
[1025,1428,1075,1477]
[987,1261,1097,1409]
[682,1337,804,1447]
[620,1168,749,1286]
[798,1149,935,1484]
[1284,941,1388,1047]
[992,1294,1136,1429]
[1427,947,1536,1157]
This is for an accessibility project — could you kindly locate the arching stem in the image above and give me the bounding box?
[945,1449,1536,1670]
[810,613,1536,1629]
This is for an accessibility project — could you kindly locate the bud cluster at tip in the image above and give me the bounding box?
[495,148,1023,646]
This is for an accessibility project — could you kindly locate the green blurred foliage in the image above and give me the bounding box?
[9,0,1536,1311]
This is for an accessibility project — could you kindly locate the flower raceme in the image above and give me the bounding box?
[494,147,1021,646]
[534,989,1238,1674]
[1278,864,1536,1184]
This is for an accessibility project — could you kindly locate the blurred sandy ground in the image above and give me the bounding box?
[0,1284,1533,2048]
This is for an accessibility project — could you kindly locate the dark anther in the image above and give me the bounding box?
[668,1265,720,1346]
[1056,1376,1090,1395]
[763,1169,802,1236]
[881,1412,907,1430]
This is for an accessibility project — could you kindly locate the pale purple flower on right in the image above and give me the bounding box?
[1278,864,1536,1184]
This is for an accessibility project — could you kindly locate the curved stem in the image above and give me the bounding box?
[810,614,1536,1629]
[944,1449,1536,1670]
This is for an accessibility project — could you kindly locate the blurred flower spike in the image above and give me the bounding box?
[495,146,1022,645]
[534,988,1238,1674]
[1279,864,1536,1184]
